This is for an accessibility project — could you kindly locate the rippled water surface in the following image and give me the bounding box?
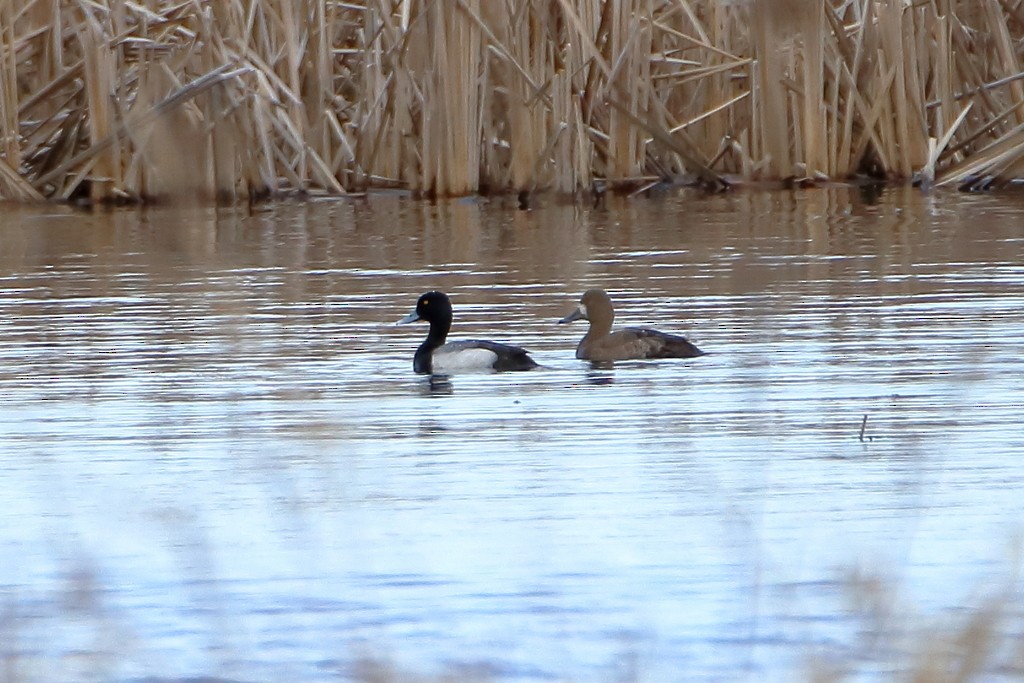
[2,188,1024,681]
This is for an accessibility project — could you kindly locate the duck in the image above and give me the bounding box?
[559,289,704,361]
[397,291,539,374]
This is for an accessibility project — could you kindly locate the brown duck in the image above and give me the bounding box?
[559,289,704,361]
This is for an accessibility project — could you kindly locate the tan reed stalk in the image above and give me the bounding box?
[921,102,973,184]
[799,0,825,178]
[387,4,419,189]
[933,11,955,155]
[751,0,792,178]
[205,2,240,202]
[832,2,865,177]
[787,42,803,172]
[347,0,380,189]
[420,2,446,195]
[823,43,838,176]
[982,0,1024,181]
[549,0,605,192]
[984,0,1024,126]
[884,1,912,175]
[278,0,307,189]
[601,0,642,182]
[0,2,21,173]
[0,3,45,200]
[250,81,281,195]
[309,0,341,185]
[560,0,599,194]
[388,0,475,196]
[509,0,555,194]
[79,7,117,202]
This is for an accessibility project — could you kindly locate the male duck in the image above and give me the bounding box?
[397,291,539,374]
[559,289,704,361]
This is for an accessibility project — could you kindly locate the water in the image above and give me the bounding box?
[1,188,1023,682]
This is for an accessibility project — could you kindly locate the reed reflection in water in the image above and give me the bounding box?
[1,187,1023,681]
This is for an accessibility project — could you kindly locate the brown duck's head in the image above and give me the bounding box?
[559,289,614,326]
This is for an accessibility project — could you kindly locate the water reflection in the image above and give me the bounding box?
[422,375,455,396]
[1,189,1024,681]
[584,364,616,385]
[857,180,887,205]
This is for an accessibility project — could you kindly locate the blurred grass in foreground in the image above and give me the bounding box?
[2,555,1023,682]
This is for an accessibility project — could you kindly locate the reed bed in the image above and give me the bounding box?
[1,0,1023,203]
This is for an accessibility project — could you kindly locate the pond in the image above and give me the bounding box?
[1,187,1023,681]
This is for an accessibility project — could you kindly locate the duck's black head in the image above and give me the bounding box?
[397,291,455,374]
[398,291,451,325]
[397,290,453,344]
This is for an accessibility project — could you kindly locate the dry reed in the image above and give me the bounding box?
[1,0,1024,203]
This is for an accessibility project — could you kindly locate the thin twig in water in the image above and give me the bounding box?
[859,414,869,443]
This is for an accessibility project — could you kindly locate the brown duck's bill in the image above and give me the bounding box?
[558,308,585,324]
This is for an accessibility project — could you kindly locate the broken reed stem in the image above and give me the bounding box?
[1,0,1024,203]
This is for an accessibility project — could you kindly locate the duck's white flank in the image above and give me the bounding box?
[431,343,500,373]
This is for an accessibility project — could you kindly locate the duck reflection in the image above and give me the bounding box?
[420,374,454,396]
[585,364,615,386]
